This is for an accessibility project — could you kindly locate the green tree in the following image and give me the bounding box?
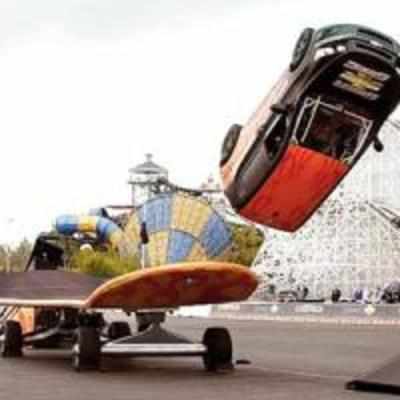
[0,245,7,270]
[69,248,139,278]
[9,238,33,271]
[227,223,264,266]
[0,239,32,272]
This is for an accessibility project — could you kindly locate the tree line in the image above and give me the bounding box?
[0,239,33,272]
[0,222,264,275]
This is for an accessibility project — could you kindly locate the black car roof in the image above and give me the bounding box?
[315,24,400,55]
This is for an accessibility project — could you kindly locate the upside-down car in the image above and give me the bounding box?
[220,24,400,231]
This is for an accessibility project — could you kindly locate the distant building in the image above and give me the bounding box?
[128,153,169,206]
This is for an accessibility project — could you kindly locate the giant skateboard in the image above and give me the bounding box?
[0,262,258,371]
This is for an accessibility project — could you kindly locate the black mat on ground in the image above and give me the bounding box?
[347,355,400,395]
[0,271,104,301]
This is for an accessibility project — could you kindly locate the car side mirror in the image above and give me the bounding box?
[373,137,384,152]
[271,103,289,115]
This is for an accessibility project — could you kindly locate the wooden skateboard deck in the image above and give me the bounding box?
[84,261,258,309]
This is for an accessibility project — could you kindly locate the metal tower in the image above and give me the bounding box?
[128,154,169,206]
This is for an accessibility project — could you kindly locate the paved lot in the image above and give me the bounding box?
[1,317,399,400]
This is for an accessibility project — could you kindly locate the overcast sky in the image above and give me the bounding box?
[0,0,399,244]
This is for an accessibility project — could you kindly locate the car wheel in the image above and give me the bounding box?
[290,28,315,72]
[73,327,101,371]
[107,321,131,340]
[1,321,23,357]
[220,124,242,167]
[202,327,233,372]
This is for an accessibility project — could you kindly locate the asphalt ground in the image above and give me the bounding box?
[1,316,399,400]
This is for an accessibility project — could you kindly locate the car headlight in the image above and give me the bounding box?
[314,47,336,60]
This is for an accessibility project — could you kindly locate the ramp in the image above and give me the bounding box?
[0,271,104,308]
[347,355,400,395]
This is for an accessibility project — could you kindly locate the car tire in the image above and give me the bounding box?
[202,327,233,372]
[73,327,101,371]
[107,321,131,340]
[290,28,315,72]
[1,320,23,357]
[220,124,242,167]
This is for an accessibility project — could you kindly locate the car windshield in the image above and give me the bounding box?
[293,96,373,164]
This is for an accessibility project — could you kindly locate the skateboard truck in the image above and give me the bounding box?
[102,313,206,357]
[0,308,234,372]
[66,309,234,372]
[100,311,234,372]
[135,310,166,332]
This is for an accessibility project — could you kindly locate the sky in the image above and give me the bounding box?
[0,0,399,244]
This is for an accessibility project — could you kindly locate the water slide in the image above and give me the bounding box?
[55,193,233,266]
[55,215,134,257]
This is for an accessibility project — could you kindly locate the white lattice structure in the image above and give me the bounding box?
[253,121,400,299]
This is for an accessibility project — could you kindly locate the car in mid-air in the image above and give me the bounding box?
[220,24,400,231]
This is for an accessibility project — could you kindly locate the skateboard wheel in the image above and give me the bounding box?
[220,124,242,167]
[1,321,23,358]
[73,327,101,371]
[107,321,131,340]
[202,327,233,372]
